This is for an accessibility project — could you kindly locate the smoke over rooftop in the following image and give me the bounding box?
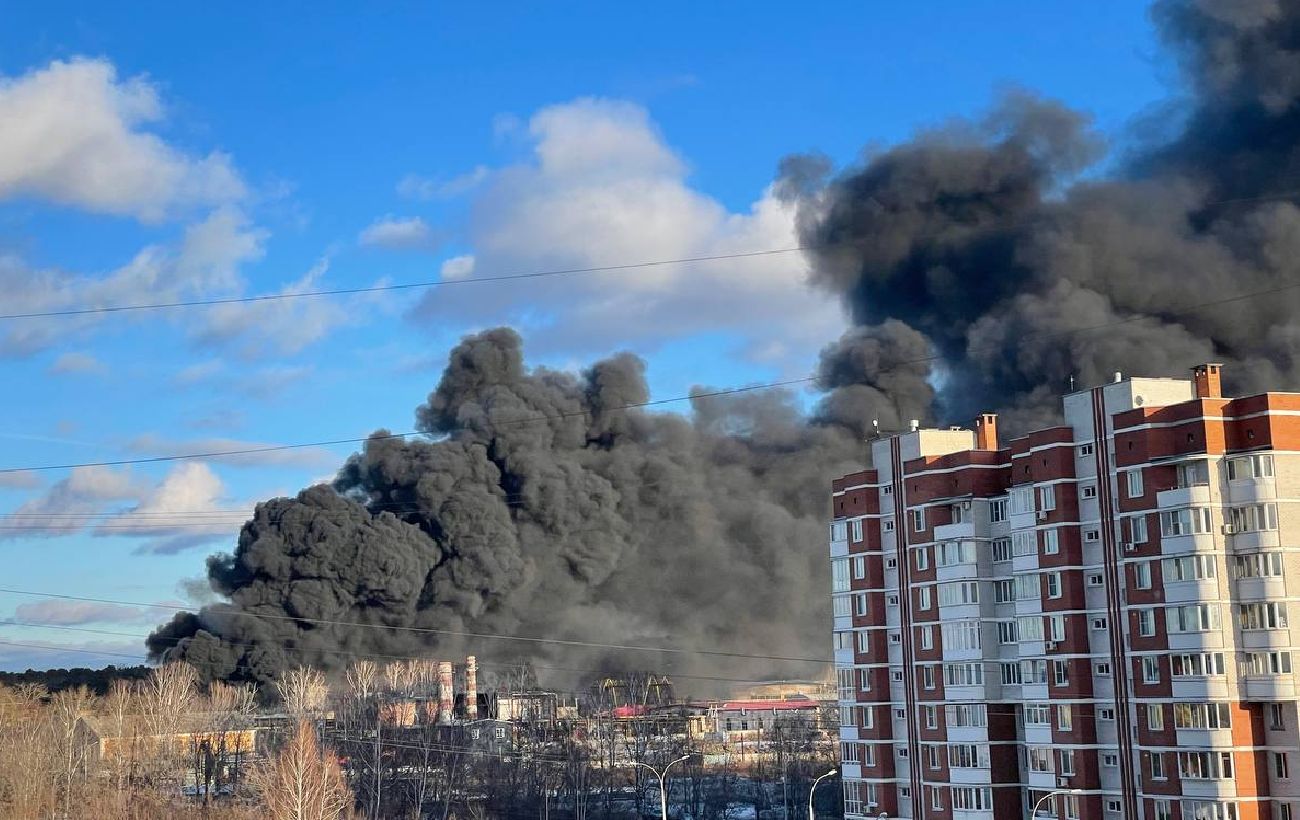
[150,0,1300,683]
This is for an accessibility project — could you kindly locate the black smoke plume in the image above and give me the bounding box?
[151,0,1300,682]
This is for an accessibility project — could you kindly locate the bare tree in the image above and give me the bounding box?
[253,720,353,820]
[50,686,97,816]
[278,667,329,719]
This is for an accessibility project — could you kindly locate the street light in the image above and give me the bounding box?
[1030,788,1084,820]
[631,754,692,820]
[809,768,837,820]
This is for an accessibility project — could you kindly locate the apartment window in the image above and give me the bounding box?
[850,518,863,542]
[943,662,984,687]
[918,586,932,610]
[1153,800,1173,820]
[1042,528,1060,555]
[919,625,934,650]
[1059,748,1076,775]
[946,703,987,727]
[831,559,850,592]
[1127,469,1144,498]
[1173,702,1232,729]
[887,593,899,607]
[1164,555,1217,582]
[1148,704,1165,731]
[1231,503,1280,533]
[930,786,943,811]
[1079,443,1094,457]
[952,786,993,811]
[1001,662,1023,684]
[840,741,861,763]
[1279,806,1293,820]
[941,620,981,651]
[833,595,852,619]
[991,498,1008,523]
[1082,484,1097,499]
[1027,746,1054,773]
[992,537,1012,562]
[1091,616,1109,631]
[1152,752,1167,779]
[1179,751,1234,780]
[1053,660,1069,687]
[1271,704,1287,730]
[914,547,929,571]
[837,668,855,700]
[1107,800,1122,814]
[831,521,848,541]
[1137,608,1156,637]
[882,484,893,495]
[995,579,1015,603]
[1233,552,1284,578]
[1084,528,1100,542]
[1176,460,1210,488]
[1161,506,1213,537]
[1131,514,1148,543]
[1243,651,1293,676]
[883,518,895,533]
[1172,652,1226,677]
[891,669,903,683]
[922,705,938,729]
[1024,703,1051,725]
[1169,603,1220,633]
[858,668,872,692]
[922,665,936,690]
[911,508,925,532]
[1046,571,1062,599]
[1016,574,1040,601]
[1020,658,1048,684]
[1142,656,1161,683]
[895,708,906,720]
[885,556,897,569]
[1134,561,1152,589]
[858,706,874,729]
[1098,707,1115,720]
[938,581,979,607]
[1012,530,1036,556]
[855,593,868,617]
[856,631,870,653]
[1039,485,1056,512]
[1088,572,1104,586]
[1018,616,1045,642]
[935,540,977,567]
[888,632,900,645]
[1047,614,1066,641]
[863,744,876,767]
[1277,753,1291,779]
[1102,752,1119,768]
[1240,602,1289,631]
[899,787,910,799]
[1227,453,1274,480]
[998,621,1018,644]
[1095,662,1112,677]
[1057,704,1073,731]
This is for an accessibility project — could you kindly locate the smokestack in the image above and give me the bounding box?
[1192,363,1224,399]
[465,655,478,719]
[438,661,454,724]
[974,413,998,451]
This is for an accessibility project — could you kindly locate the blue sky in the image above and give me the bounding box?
[0,2,1168,671]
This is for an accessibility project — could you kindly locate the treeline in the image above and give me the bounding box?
[0,664,150,695]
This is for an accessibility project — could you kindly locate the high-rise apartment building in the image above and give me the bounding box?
[830,364,1300,820]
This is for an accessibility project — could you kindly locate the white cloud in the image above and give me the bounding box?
[411,97,844,368]
[440,254,475,280]
[96,462,240,540]
[0,471,41,490]
[10,600,155,626]
[48,352,106,375]
[0,466,141,537]
[0,207,267,356]
[397,166,490,200]
[358,215,441,251]
[125,433,340,470]
[0,58,244,221]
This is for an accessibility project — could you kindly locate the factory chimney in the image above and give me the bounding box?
[438,661,454,724]
[465,656,478,719]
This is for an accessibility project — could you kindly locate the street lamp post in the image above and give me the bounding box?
[1030,788,1084,820]
[809,768,837,820]
[631,754,692,820]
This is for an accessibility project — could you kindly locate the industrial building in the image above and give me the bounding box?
[830,364,1300,820]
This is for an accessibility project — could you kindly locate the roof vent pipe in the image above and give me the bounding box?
[1113,371,1123,383]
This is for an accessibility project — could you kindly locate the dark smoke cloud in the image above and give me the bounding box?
[151,0,1300,684]
[791,1,1300,432]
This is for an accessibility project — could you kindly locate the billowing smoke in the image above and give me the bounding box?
[790,0,1300,432]
[151,0,1300,683]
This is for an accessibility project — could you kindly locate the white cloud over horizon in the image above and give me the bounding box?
[358,215,441,251]
[411,97,844,369]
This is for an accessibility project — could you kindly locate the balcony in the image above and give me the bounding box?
[1171,677,1232,700]
[1161,532,1218,554]
[949,766,993,785]
[1026,770,1058,790]
[1228,477,1276,504]
[1181,779,1238,799]
[1024,725,1053,745]
[1237,577,1286,602]
[839,725,858,742]
[1168,631,1225,651]
[1242,675,1297,700]
[1231,529,1281,551]
[935,521,976,540]
[1157,484,1212,509]
[1241,630,1290,651]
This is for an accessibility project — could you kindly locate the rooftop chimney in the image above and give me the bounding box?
[1192,363,1224,399]
[465,656,478,719]
[1113,371,1123,384]
[909,419,919,432]
[438,661,454,724]
[974,413,998,451]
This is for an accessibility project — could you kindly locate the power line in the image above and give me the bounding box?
[11,183,1300,324]
[5,272,1300,478]
[0,247,810,321]
[0,587,833,665]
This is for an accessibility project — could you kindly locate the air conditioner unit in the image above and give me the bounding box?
[1044,640,1057,651]
[1038,510,1049,521]
[1221,524,1236,535]
[1124,542,1136,552]
[961,501,972,510]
